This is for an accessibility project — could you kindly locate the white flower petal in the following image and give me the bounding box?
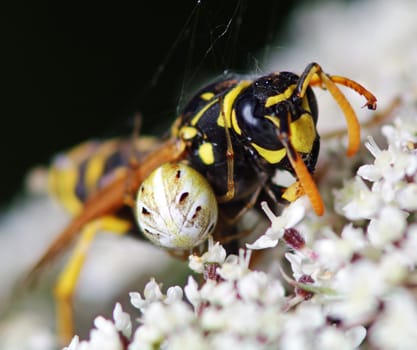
[165,286,183,304]
[89,316,123,350]
[367,206,407,247]
[63,336,80,350]
[129,292,146,310]
[370,291,417,349]
[184,276,201,310]
[246,233,279,249]
[357,164,381,182]
[143,278,164,301]
[396,183,417,211]
[113,303,132,338]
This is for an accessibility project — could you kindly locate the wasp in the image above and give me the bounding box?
[27,62,377,343]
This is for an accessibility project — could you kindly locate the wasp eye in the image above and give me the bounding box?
[235,97,282,150]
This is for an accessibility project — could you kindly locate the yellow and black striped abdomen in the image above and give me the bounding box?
[48,137,160,215]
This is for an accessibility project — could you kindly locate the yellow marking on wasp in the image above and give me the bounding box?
[191,98,218,126]
[290,113,316,153]
[200,92,215,101]
[55,168,82,214]
[84,140,119,194]
[198,142,215,165]
[251,143,286,164]
[179,126,198,141]
[264,113,315,153]
[84,155,105,193]
[49,166,82,215]
[301,95,312,112]
[231,109,241,135]
[48,142,103,215]
[265,84,297,108]
[217,81,251,128]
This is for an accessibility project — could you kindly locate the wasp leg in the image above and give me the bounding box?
[217,96,236,203]
[219,174,268,226]
[296,62,377,157]
[277,110,324,216]
[217,224,260,245]
[54,216,131,344]
[281,180,305,203]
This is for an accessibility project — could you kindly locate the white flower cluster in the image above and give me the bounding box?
[64,104,417,350]
[65,243,364,350]
[64,303,132,350]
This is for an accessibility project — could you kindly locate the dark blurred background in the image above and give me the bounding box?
[1,0,306,206]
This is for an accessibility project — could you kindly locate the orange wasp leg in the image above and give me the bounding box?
[277,116,324,216]
[54,216,131,343]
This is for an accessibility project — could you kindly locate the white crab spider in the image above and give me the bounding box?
[136,162,218,249]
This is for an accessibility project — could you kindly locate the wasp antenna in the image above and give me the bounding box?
[297,63,378,157]
[318,73,361,157]
[328,75,377,110]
